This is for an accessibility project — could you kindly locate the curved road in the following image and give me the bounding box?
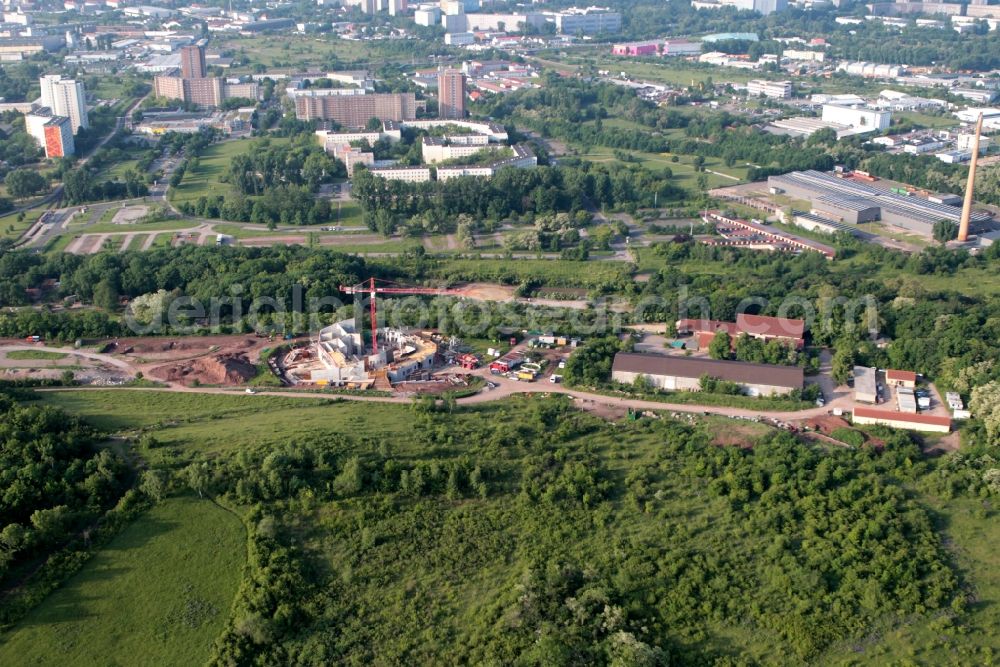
[0,345,134,373]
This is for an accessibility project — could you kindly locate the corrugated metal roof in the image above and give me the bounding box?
[612,353,803,388]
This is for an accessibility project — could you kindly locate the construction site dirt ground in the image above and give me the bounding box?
[90,335,298,387]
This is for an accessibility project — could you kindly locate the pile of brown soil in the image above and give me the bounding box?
[150,352,257,386]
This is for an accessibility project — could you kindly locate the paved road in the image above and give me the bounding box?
[12,94,150,247]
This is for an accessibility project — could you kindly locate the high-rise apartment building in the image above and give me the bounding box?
[293,92,417,126]
[153,69,259,108]
[25,109,75,158]
[39,74,88,133]
[180,44,207,79]
[437,69,466,120]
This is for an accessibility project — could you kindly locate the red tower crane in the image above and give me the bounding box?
[339,278,465,355]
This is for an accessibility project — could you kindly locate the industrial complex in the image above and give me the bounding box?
[767,170,993,236]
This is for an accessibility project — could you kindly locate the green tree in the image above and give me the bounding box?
[140,470,169,502]
[93,278,119,311]
[831,339,856,386]
[933,219,958,244]
[5,169,47,198]
[333,457,364,497]
[184,462,211,498]
[708,330,731,360]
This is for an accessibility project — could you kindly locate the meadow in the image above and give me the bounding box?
[427,257,633,288]
[170,137,290,207]
[2,388,997,663]
[4,350,67,360]
[0,496,245,666]
[0,208,44,242]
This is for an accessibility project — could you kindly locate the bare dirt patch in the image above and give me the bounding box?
[101,335,268,364]
[148,352,257,386]
[111,205,150,224]
[453,283,516,301]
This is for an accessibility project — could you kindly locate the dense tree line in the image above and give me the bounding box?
[0,113,42,169]
[0,245,368,337]
[63,167,148,204]
[225,138,340,195]
[353,161,683,235]
[0,394,130,587]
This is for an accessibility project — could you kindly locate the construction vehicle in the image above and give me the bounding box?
[517,370,536,381]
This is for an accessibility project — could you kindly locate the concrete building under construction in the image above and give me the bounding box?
[287,319,437,388]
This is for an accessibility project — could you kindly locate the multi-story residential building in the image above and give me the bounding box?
[39,75,88,133]
[293,92,418,126]
[25,109,75,158]
[180,44,206,78]
[437,69,466,119]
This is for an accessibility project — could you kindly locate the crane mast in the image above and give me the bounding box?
[339,278,464,355]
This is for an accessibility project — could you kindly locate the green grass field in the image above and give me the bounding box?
[895,111,959,130]
[0,208,44,242]
[428,257,632,287]
[593,57,760,86]
[34,391,414,463]
[0,496,245,666]
[15,388,1000,664]
[575,145,747,190]
[214,35,376,71]
[4,350,68,360]
[170,138,289,207]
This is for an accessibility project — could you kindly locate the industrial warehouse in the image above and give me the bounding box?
[611,353,804,396]
[767,169,993,236]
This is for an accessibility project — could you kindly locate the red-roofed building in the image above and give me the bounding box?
[736,314,806,348]
[852,407,950,433]
[885,369,917,388]
[676,314,805,350]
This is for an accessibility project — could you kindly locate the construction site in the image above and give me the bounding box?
[275,278,481,391]
[277,319,445,390]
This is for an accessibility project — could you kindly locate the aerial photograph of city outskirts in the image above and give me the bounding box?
[4,0,1000,665]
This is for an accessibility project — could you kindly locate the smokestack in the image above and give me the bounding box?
[958,113,984,243]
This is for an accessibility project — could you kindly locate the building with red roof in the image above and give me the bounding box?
[885,369,917,388]
[676,314,806,350]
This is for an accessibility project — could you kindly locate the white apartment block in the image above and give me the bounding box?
[437,166,495,180]
[369,166,433,182]
[39,74,88,133]
[747,79,792,99]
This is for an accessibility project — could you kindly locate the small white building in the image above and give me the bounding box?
[747,79,792,99]
[821,104,891,132]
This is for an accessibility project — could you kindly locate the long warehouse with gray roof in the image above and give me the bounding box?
[768,170,993,235]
